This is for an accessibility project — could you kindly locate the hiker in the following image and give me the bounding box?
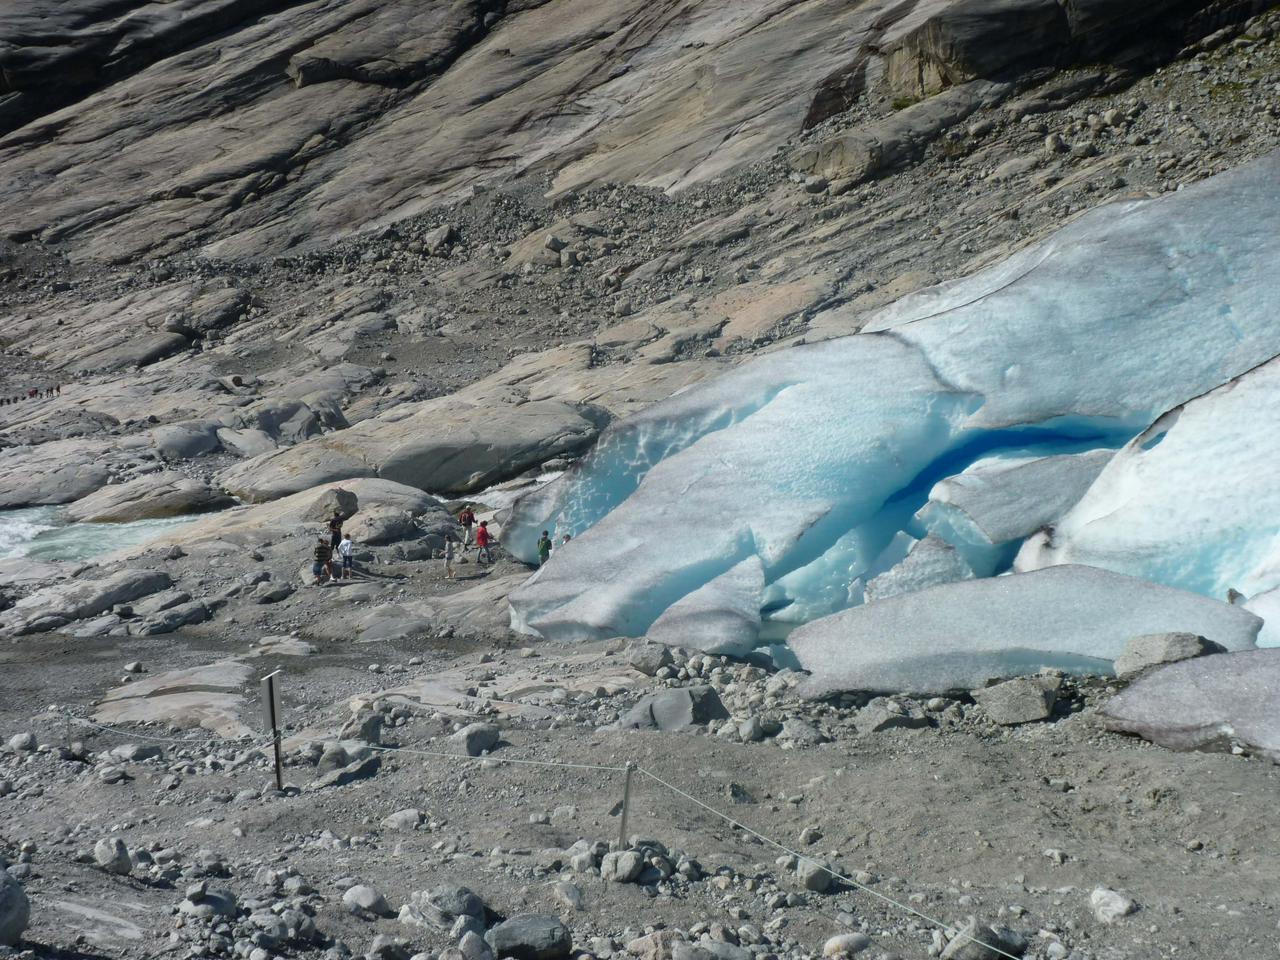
[327,509,345,554]
[444,538,457,580]
[475,520,493,564]
[312,537,332,585]
[560,533,572,549]
[337,534,355,580]
[458,504,476,546]
[537,530,553,566]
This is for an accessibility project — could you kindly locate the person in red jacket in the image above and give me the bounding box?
[474,520,494,564]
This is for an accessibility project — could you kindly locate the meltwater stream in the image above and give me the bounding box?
[0,506,200,562]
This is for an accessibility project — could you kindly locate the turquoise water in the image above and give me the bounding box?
[0,506,199,561]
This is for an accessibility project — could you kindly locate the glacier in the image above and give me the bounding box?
[505,152,1280,664]
[790,565,1262,695]
[1016,355,1280,635]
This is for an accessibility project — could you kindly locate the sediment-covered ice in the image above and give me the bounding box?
[1017,356,1280,612]
[506,153,1280,655]
[1100,649,1280,763]
[789,565,1261,696]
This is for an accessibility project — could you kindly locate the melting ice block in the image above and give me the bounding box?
[1245,589,1280,648]
[790,565,1260,697]
[914,448,1111,573]
[1101,649,1280,763]
[864,535,973,603]
[1018,356,1280,605]
[507,153,1280,651]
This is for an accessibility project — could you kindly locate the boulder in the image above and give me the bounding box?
[600,850,643,883]
[970,676,1060,725]
[64,471,234,522]
[627,642,674,677]
[400,884,486,931]
[93,837,132,875]
[343,884,393,918]
[451,722,500,757]
[1100,649,1280,762]
[797,858,833,892]
[312,755,381,789]
[150,420,222,461]
[485,914,572,960]
[1112,632,1224,679]
[617,686,729,732]
[0,871,30,946]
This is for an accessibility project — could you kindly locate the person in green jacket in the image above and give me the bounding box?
[537,531,553,566]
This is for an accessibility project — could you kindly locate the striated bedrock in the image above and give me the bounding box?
[505,152,1280,654]
[0,0,1260,262]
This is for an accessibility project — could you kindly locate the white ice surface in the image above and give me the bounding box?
[506,153,1280,656]
[1017,356,1280,604]
[790,565,1261,696]
[1245,589,1280,649]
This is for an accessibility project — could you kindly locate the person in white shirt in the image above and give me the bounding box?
[336,536,355,580]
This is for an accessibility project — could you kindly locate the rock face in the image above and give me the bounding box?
[0,871,29,946]
[219,396,605,501]
[0,569,172,635]
[0,0,1255,263]
[1100,649,1280,762]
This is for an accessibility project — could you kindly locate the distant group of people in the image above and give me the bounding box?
[311,509,355,585]
[309,502,574,585]
[1,385,59,405]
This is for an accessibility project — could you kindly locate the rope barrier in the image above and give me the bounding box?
[60,702,1020,957]
[65,714,273,749]
[636,766,1024,960]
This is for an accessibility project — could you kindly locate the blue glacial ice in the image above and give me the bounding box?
[505,152,1280,660]
[1017,354,1280,641]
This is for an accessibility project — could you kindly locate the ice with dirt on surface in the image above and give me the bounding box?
[789,565,1261,697]
[506,154,1280,655]
[1101,649,1280,763]
[1018,356,1280,616]
[913,448,1112,575]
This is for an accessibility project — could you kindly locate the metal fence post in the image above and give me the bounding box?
[618,762,635,851]
[260,670,284,791]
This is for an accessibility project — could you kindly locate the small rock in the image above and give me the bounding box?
[600,850,643,883]
[803,175,829,194]
[381,808,424,831]
[1090,886,1137,923]
[970,676,1060,725]
[344,884,393,918]
[627,642,674,677]
[1112,633,1224,679]
[6,733,35,753]
[796,858,832,893]
[93,838,132,875]
[822,933,871,956]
